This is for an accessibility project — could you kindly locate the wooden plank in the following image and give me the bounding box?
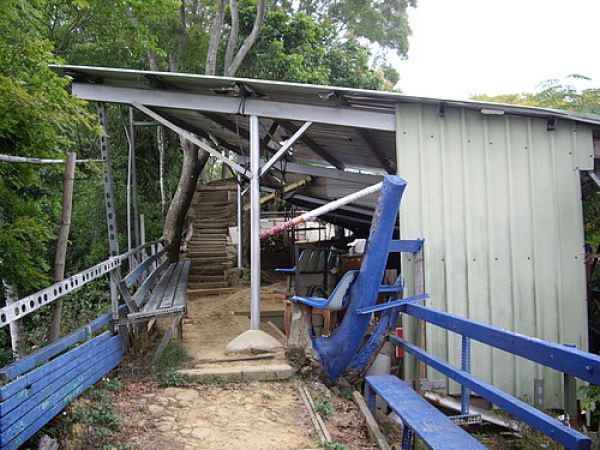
[2,347,122,450]
[366,375,485,449]
[153,314,182,362]
[137,265,175,314]
[0,336,121,430]
[121,247,166,290]
[0,332,112,410]
[0,312,113,383]
[353,391,392,450]
[171,261,190,310]
[157,262,185,310]
[132,258,170,309]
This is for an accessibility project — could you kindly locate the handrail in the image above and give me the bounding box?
[117,238,164,262]
[400,303,600,385]
[0,257,121,328]
[394,304,599,450]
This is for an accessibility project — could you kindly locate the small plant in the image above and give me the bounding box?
[314,396,335,421]
[75,402,122,430]
[196,374,227,385]
[580,384,600,428]
[336,386,354,401]
[160,370,189,387]
[102,377,123,392]
[156,341,189,373]
[323,442,347,450]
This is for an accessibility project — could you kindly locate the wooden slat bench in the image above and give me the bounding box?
[365,375,485,450]
[118,246,191,362]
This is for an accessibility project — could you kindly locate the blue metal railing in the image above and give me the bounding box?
[392,302,600,450]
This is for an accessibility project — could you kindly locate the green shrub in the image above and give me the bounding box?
[314,397,334,421]
[160,371,189,387]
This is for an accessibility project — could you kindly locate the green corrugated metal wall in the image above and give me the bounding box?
[396,103,594,408]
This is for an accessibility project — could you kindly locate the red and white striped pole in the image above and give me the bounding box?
[259,181,384,240]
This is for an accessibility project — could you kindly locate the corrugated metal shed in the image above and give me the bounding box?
[52,64,600,407]
[396,103,594,407]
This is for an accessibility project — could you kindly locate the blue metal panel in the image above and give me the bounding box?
[312,176,407,381]
[356,294,429,315]
[401,303,600,385]
[0,335,120,430]
[366,375,485,449]
[0,332,112,408]
[0,310,114,383]
[388,239,424,253]
[2,345,122,450]
[392,336,591,450]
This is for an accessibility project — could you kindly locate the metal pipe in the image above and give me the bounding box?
[259,181,383,240]
[461,336,471,415]
[249,115,261,330]
[260,121,312,176]
[129,107,141,248]
[237,175,243,269]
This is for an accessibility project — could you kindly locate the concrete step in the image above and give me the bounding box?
[177,364,293,382]
[188,281,229,289]
[189,267,226,276]
[188,287,235,296]
[193,220,231,228]
[195,226,228,233]
[187,251,227,258]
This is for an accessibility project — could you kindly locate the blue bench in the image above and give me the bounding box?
[365,375,485,450]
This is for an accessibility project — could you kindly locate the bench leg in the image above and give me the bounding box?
[153,314,182,363]
[365,383,376,415]
[401,425,413,450]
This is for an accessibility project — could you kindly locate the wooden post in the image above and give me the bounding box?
[49,152,77,342]
[414,247,427,391]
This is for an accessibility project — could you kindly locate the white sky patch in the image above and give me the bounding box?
[388,0,600,100]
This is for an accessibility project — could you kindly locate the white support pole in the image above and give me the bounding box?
[237,175,243,269]
[249,115,261,330]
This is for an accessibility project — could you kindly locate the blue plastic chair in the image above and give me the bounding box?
[291,270,359,312]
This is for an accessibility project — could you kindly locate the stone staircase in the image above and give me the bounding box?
[187,180,237,296]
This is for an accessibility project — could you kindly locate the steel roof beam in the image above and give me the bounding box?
[358,128,396,174]
[279,121,344,170]
[71,83,396,131]
[260,121,312,176]
[132,102,249,177]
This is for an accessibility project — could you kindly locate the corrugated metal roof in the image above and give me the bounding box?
[51,64,600,127]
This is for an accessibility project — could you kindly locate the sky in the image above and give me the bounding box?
[388,0,600,100]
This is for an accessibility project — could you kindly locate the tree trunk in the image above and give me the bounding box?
[224,0,266,77]
[147,49,159,71]
[49,152,77,342]
[224,0,240,72]
[169,0,187,72]
[4,282,25,359]
[205,0,226,75]
[157,126,167,217]
[163,139,209,261]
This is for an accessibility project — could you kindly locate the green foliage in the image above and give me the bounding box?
[159,370,189,387]
[323,442,347,450]
[314,396,334,420]
[75,401,122,430]
[579,384,600,427]
[196,374,227,385]
[156,340,189,372]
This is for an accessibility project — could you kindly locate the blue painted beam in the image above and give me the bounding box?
[348,310,399,373]
[401,303,600,385]
[356,294,429,315]
[388,239,424,254]
[2,347,122,450]
[391,336,591,450]
[0,336,120,430]
[0,310,116,383]
[0,332,112,408]
[312,176,407,381]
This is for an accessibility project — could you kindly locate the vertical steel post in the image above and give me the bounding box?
[97,104,121,324]
[237,175,243,269]
[129,107,141,248]
[563,344,577,424]
[249,115,261,330]
[461,335,471,415]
